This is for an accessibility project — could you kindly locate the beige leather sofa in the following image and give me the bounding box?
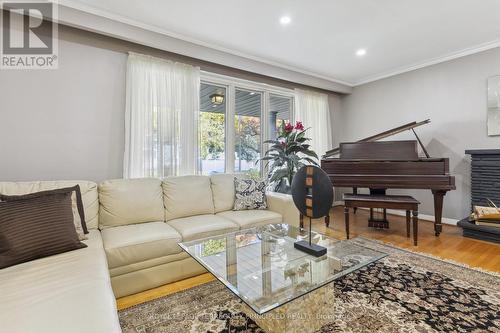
[99,174,299,297]
[0,174,299,333]
[0,181,121,333]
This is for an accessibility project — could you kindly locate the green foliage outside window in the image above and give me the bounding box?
[199,112,262,164]
[201,239,226,257]
[235,116,260,163]
[199,112,225,160]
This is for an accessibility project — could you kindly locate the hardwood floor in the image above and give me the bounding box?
[117,272,215,310]
[117,206,500,310]
[321,207,500,272]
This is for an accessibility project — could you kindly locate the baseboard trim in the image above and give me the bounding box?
[383,209,458,226]
[333,201,458,226]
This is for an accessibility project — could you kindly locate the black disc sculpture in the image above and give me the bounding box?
[291,165,334,257]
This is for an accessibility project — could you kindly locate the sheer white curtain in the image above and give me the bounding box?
[294,88,332,159]
[124,53,200,178]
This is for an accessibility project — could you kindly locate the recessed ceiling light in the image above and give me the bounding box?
[280,16,291,25]
[356,48,367,57]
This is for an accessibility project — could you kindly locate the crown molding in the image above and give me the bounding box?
[353,39,500,86]
[57,1,500,89]
[56,1,354,93]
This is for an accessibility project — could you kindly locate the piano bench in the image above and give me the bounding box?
[342,194,420,246]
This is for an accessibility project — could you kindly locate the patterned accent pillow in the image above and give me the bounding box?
[233,178,267,210]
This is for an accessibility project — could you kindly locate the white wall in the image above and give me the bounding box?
[0,31,127,182]
[338,47,500,220]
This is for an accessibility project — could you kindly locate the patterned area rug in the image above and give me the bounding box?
[119,238,500,333]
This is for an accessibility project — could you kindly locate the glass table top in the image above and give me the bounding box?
[179,224,386,314]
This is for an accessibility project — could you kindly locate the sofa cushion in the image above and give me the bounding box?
[101,222,182,269]
[210,173,248,213]
[99,178,164,229]
[217,210,282,229]
[167,214,239,242]
[163,175,214,220]
[108,252,189,278]
[0,230,121,333]
[0,180,99,230]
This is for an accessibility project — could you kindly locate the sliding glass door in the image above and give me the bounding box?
[234,89,262,177]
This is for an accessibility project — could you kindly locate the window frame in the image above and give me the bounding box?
[200,71,295,176]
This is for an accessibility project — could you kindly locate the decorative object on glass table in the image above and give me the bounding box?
[291,165,333,256]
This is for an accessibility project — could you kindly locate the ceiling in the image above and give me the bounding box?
[61,0,500,86]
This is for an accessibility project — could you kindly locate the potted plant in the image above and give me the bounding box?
[259,121,319,193]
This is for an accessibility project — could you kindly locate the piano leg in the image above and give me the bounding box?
[368,188,389,228]
[432,190,446,236]
[353,188,358,214]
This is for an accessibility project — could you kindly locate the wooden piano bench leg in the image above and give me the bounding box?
[412,210,418,246]
[325,214,330,228]
[300,214,304,229]
[406,210,411,238]
[344,206,350,239]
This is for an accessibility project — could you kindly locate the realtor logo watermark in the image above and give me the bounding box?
[1,1,58,69]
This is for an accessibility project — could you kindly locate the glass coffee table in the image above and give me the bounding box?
[179,224,386,333]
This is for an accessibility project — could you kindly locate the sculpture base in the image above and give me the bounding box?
[294,240,327,257]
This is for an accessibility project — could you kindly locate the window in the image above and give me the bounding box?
[199,83,226,175]
[235,89,262,177]
[199,73,294,176]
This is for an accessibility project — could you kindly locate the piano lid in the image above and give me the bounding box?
[323,119,431,158]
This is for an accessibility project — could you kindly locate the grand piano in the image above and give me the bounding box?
[321,119,455,236]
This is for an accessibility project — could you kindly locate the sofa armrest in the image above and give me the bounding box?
[266,192,300,228]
